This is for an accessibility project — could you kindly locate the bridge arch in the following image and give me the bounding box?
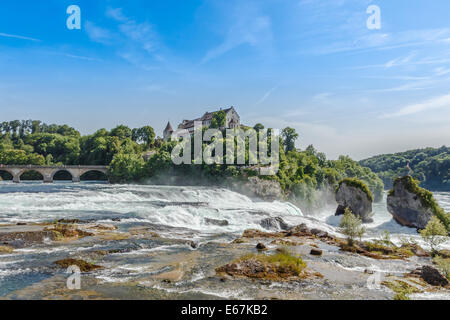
[52,169,74,181]
[80,169,109,181]
[0,169,13,181]
[19,169,45,182]
[0,165,109,183]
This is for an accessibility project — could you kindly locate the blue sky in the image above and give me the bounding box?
[1,0,450,159]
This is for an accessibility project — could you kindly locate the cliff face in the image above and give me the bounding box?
[230,177,284,201]
[335,180,373,223]
[387,176,436,230]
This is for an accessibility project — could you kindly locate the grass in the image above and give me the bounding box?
[337,178,374,202]
[382,280,421,300]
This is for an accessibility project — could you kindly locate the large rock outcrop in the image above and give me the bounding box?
[231,176,283,201]
[335,178,373,223]
[387,176,444,230]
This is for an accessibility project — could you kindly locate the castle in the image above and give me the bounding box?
[163,107,240,141]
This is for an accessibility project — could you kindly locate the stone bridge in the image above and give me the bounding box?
[0,165,109,183]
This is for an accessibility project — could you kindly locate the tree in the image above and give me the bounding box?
[339,207,366,246]
[420,216,448,254]
[109,153,145,183]
[281,127,299,152]
[132,126,155,147]
[210,111,226,129]
[253,123,265,132]
[110,125,132,140]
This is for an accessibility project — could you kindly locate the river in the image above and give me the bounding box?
[0,182,449,299]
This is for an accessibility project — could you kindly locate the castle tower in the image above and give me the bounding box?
[163,121,174,141]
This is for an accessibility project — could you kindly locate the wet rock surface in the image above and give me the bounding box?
[335,180,373,223]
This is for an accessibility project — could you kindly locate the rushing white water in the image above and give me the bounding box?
[0,182,305,235]
[0,182,449,240]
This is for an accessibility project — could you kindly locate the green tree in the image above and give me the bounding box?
[339,207,366,246]
[109,153,145,183]
[420,216,448,254]
[210,111,227,129]
[281,127,299,152]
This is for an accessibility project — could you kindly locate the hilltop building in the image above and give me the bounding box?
[163,107,241,141]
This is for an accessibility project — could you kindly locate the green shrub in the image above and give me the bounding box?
[339,207,366,246]
[420,216,448,254]
[337,178,374,202]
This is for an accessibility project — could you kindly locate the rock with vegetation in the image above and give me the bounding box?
[216,248,307,281]
[387,176,449,230]
[335,178,373,223]
[54,258,103,272]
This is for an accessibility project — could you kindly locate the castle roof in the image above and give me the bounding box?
[164,121,174,133]
[177,107,236,129]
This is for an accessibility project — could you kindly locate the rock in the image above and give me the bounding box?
[256,243,267,251]
[204,218,229,226]
[0,230,56,248]
[421,265,449,287]
[54,258,103,272]
[310,248,323,256]
[0,245,13,254]
[335,179,373,223]
[286,224,310,236]
[16,223,27,226]
[387,176,444,229]
[112,218,121,222]
[260,217,289,231]
[231,176,283,201]
[188,241,198,249]
[310,228,329,238]
[242,229,283,238]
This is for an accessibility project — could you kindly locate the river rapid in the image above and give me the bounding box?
[0,182,449,299]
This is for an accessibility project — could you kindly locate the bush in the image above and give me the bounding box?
[420,216,448,254]
[339,207,366,246]
[433,256,450,280]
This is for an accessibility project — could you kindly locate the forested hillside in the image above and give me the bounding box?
[360,146,450,191]
[0,120,384,211]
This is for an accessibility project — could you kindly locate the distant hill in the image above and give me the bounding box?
[360,146,450,191]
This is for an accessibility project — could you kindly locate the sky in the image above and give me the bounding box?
[0,0,449,160]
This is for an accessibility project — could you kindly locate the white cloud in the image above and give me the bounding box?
[382,93,450,118]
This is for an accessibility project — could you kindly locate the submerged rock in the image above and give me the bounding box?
[260,217,289,231]
[256,243,267,251]
[204,218,229,226]
[335,178,373,223]
[310,248,323,256]
[387,176,445,230]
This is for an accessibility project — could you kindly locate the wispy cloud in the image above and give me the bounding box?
[382,93,450,118]
[256,86,277,105]
[84,21,112,44]
[201,2,272,64]
[0,32,40,42]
